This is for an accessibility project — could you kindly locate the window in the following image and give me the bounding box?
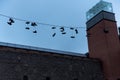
[46,77,50,80]
[74,78,78,80]
[23,75,28,80]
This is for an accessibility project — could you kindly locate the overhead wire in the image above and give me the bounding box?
[0,13,86,29]
[0,13,86,38]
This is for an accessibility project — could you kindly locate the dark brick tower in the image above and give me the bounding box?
[86,1,120,80]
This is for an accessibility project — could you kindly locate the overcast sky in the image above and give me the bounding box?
[0,0,119,54]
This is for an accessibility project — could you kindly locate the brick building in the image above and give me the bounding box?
[86,0,120,80]
[0,0,120,80]
[0,42,104,80]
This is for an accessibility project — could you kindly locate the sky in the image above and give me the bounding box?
[0,0,120,54]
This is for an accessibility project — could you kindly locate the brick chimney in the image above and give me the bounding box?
[86,1,120,80]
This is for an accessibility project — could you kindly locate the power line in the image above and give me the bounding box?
[0,13,87,38]
[0,13,85,29]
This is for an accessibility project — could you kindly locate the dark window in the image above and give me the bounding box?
[74,78,78,80]
[117,78,120,80]
[23,75,28,80]
[46,77,50,80]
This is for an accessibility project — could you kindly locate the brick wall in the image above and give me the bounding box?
[0,46,104,80]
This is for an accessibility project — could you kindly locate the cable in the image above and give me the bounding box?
[0,13,87,38]
[0,13,86,29]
